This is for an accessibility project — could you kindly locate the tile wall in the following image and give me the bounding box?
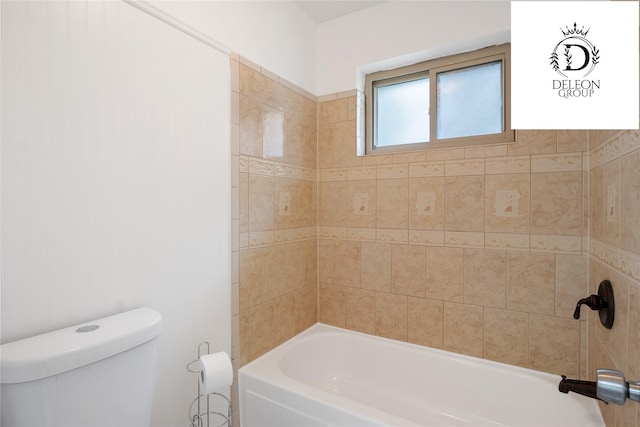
[317,93,590,378]
[233,57,639,427]
[588,129,640,426]
[231,56,318,420]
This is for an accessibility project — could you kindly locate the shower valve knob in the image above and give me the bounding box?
[573,280,614,329]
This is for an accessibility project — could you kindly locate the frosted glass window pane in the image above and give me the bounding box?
[375,78,429,147]
[437,61,503,139]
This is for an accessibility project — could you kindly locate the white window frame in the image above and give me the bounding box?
[365,44,514,154]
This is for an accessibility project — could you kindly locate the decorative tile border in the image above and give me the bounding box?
[318,226,347,239]
[242,227,317,249]
[242,156,316,181]
[444,231,484,248]
[531,234,581,254]
[485,233,530,251]
[590,129,640,169]
[346,227,376,241]
[590,238,640,286]
[376,229,408,243]
[409,230,445,246]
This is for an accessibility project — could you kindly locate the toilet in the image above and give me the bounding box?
[1,307,162,426]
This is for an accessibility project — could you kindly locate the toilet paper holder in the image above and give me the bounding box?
[186,342,232,427]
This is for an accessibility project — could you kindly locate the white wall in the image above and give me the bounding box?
[1,1,230,426]
[316,1,511,95]
[149,0,318,94]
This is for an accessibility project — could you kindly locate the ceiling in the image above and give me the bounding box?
[294,1,384,23]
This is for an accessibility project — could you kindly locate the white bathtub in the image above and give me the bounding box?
[239,323,604,427]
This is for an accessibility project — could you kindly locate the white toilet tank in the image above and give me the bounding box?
[1,307,162,427]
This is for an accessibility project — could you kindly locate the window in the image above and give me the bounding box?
[365,44,513,154]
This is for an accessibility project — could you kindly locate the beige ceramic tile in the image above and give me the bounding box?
[332,121,361,168]
[485,174,530,233]
[293,180,316,228]
[509,130,557,155]
[249,301,276,360]
[319,284,346,327]
[377,164,409,179]
[590,166,605,242]
[391,244,426,297]
[273,177,296,230]
[333,240,361,288]
[408,297,443,348]
[239,173,249,232]
[507,252,556,315]
[239,96,263,157]
[377,179,409,229]
[262,244,297,301]
[557,130,587,153]
[346,288,376,334]
[375,292,408,341]
[239,249,263,311]
[594,273,629,372]
[318,181,346,227]
[347,180,376,228]
[426,247,464,302]
[274,292,297,345]
[393,152,427,164]
[463,249,507,308]
[555,255,588,318]
[627,284,640,380]
[360,242,392,292]
[409,177,444,230]
[589,130,618,150]
[465,144,508,159]
[529,315,580,376]
[248,174,274,232]
[483,308,529,368]
[409,162,445,178]
[318,124,335,170]
[320,98,349,124]
[444,176,484,232]
[621,150,640,254]
[427,148,465,161]
[531,171,582,236]
[531,153,582,173]
[318,239,333,284]
[444,159,484,176]
[262,105,284,161]
[485,156,530,175]
[443,302,484,358]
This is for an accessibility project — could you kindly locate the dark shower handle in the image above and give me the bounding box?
[572,280,614,329]
[573,295,605,319]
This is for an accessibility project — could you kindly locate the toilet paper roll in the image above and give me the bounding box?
[197,351,233,394]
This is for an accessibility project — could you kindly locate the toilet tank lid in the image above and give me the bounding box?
[0,307,162,384]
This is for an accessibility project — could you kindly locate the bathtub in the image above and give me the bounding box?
[239,323,604,426]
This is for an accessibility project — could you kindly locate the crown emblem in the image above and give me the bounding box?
[561,22,590,37]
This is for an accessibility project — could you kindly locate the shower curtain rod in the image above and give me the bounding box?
[123,0,232,56]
